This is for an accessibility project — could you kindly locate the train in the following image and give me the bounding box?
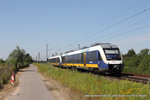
[48,43,124,73]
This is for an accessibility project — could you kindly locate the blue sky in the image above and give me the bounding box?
[0,0,150,60]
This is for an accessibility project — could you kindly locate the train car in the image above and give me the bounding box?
[48,55,62,67]
[49,43,124,73]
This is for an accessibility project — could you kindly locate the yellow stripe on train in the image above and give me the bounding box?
[62,63,98,68]
[49,63,99,68]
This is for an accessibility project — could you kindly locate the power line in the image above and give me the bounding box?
[49,1,150,55]
[73,7,150,44]
[102,24,150,42]
[56,0,142,51]
[88,16,150,43]
[71,0,141,44]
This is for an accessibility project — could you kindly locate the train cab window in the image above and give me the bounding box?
[104,48,121,60]
[105,49,119,54]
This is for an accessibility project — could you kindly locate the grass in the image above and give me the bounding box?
[34,63,150,100]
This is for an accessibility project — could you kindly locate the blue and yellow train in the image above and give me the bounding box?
[48,43,124,73]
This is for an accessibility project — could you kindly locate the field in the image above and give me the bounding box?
[34,63,150,100]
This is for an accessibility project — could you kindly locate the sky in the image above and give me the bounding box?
[0,0,150,60]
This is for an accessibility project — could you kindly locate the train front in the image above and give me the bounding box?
[99,44,124,73]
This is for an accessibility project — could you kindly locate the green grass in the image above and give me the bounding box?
[34,63,150,100]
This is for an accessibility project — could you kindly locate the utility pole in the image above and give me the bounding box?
[36,56,37,62]
[55,52,57,56]
[46,44,51,60]
[38,52,40,62]
[77,44,80,50]
[46,44,48,60]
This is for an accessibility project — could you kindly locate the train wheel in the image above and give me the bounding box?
[71,66,77,71]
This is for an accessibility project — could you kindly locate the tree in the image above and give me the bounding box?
[138,55,150,74]
[139,48,149,56]
[23,53,33,65]
[6,46,33,71]
[0,58,5,67]
[0,58,5,63]
[125,48,136,57]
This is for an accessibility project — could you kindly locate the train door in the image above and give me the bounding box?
[65,56,67,66]
[83,53,86,67]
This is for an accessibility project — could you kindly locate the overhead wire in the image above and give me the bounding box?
[73,7,150,44]
[102,24,150,42]
[57,0,142,51]
[71,0,142,44]
[51,0,150,55]
[87,16,150,43]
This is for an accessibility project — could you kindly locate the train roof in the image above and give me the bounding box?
[48,55,61,59]
[49,43,119,57]
[61,43,119,56]
[95,43,118,48]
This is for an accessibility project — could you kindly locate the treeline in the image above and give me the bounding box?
[0,46,33,88]
[123,48,150,75]
[0,58,6,68]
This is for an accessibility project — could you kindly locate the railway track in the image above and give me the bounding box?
[100,72,150,84]
[122,73,150,84]
[125,76,149,84]
[60,67,150,84]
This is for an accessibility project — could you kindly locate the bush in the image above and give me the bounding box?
[138,55,150,74]
[123,48,150,75]
[0,67,13,88]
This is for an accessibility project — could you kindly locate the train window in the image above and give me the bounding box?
[69,55,73,63]
[78,54,80,63]
[86,51,98,62]
[62,53,83,64]
[74,54,76,63]
[67,55,73,63]
[77,54,79,63]
[69,56,71,63]
[75,54,78,63]
[70,55,72,63]
[65,56,67,63]
[81,53,83,63]
[67,56,70,63]
[75,53,81,63]
[71,55,74,63]
[67,56,69,63]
